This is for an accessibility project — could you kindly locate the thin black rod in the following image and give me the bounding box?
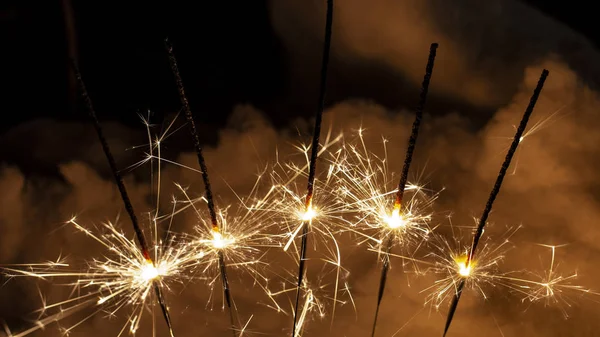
[468,69,549,264]
[72,61,175,336]
[72,61,150,258]
[165,39,219,230]
[291,1,334,336]
[164,41,237,337]
[371,43,438,337]
[442,69,549,337]
[395,43,438,206]
[370,236,393,337]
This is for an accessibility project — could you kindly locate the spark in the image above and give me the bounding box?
[285,1,335,335]
[334,131,439,253]
[441,69,550,336]
[72,64,176,335]
[168,175,283,314]
[423,225,520,310]
[2,218,202,337]
[494,104,569,175]
[257,128,344,251]
[517,244,600,317]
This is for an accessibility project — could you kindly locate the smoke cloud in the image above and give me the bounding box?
[2,1,600,336]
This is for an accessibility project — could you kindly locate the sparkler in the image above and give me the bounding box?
[369,42,438,337]
[290,1,334,336]
[168,176,283,315]
[72,62,176,336]
[333,129,440,265]
[2,217,202,337]
[131,110,294,319]
[422,224,522,310]
[250,128,354,327]
[424,224,599,323]
[442,69,549,336]
[165,40,238,336]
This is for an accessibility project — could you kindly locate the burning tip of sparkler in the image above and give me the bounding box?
[384,207,407,229]
[300,205,318,221]
[140,260,161,282]
[454,255,475,278]
[209,227,235,250]
[519,136,524,143]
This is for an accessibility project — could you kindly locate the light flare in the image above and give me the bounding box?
[2,218,203,337]
[454,255,474,278]
[385,205,407,230]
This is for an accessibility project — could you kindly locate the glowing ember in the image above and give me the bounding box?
[454,255,474,278]
[140,261,160,281]
[301,205,318,221]
[385,207,407,229]
[211,229,234,250]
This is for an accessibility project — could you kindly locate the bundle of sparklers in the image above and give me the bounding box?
[1,1,597,336]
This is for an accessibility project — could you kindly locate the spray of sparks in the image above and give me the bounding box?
[490,105,570,175]
[2,114,600,336]
[333,129,439,257]
[421,221,599,320]
[2,217,201,337]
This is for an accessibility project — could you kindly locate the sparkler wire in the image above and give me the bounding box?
[371,42,438,337]
[164,39,219,230]
[164,40,237,337]
[72,61,176,337]
[291,1,334,336]
[442,69,549,337]
[72,61,149,258]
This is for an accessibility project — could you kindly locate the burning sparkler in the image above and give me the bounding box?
[72,62,176,336]
[168,178,283,314]
[258,129,350,323]
[364,42,438,337]
[442,69,550,336]
[334,130,439,255]
[423,223,599,330]
[423,224,522,311]
[2,216,202,337]
[289,1,334,336]
[165,39,239,336]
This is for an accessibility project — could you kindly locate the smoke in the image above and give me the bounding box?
[269,0,600,115]
[2,1,600,336]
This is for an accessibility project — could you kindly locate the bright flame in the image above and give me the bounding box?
[385,206,406,229]
[140,260,160,281]
[454,255,474,278]
[301,204,318,221]
[210,228,234,250]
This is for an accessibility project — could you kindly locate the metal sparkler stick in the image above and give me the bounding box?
[370,42,438,337]
[72,62,175,337]
[291,1,334,336]
[442,69,549,337]
[164,40,238,337]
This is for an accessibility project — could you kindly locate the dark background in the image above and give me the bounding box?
[1,2,600,336]
[0,0,596,134]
